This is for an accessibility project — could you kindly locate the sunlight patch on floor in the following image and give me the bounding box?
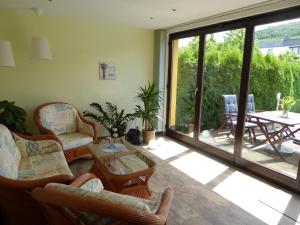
[169,152,229,185]
[260,189,300,223]
[142,137,189,160]
[213,171,296,225]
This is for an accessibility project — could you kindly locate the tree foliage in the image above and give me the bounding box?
[255,21,300,41]
[176,29,300,131]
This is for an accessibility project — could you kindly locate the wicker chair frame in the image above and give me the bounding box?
[33,102,98,163]
[0,133,75,225]
[32,173,173,225]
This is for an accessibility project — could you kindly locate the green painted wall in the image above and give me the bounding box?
[0,10,154,135]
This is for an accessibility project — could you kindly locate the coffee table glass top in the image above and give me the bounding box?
[88,139,156,175]
[101,152,151,175]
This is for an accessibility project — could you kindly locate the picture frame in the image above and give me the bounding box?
[99,62,116,80]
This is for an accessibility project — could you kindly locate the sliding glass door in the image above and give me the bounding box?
[199,29,245,154]
[168,36,199,139]
[241,17,300,179]
[166,6,300,191]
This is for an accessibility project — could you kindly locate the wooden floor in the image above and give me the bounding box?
[69,136,300,225]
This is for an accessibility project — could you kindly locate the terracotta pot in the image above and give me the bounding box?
[143,130,155,144]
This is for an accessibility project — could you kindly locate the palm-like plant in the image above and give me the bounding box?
[84,102,135,137]
[134,81,161,131]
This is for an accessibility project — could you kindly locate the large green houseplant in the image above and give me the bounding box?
[0,100,27,134]
[134,81,161,144]
[83,102,135,137]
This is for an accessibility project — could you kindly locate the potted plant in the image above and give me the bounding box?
[134,81,161,144]
[83,102,135,137]
[0,100,27,134]
[280,96,297,118]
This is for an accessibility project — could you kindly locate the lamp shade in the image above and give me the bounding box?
[0,40,16,67]
[31,37,52,60]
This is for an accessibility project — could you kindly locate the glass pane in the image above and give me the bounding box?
[241,18,300,178]
[199,28,246,153]
[169,36,199,138]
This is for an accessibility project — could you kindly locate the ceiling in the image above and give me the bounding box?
[0,0,276,29]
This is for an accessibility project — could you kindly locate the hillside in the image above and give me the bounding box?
[256,21,300,42]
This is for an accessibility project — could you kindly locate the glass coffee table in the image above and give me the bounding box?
[88,139,156,197]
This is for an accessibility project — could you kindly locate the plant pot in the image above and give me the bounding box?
[143,130,156,144]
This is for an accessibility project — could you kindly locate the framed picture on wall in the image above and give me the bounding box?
[99,63,116,80]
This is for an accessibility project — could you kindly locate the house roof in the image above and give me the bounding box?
[259,38,300,48]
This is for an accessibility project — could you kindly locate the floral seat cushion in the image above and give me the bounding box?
[0,124,21,179]
[57,133,93,150]
[0,123,73,181]
[39,103,78,135]
[18,151,73,180]
[80,178,104,193]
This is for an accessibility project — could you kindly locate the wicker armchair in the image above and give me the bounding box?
[34,102,98,162]
[32,173,173,225]
[0,124,74,225]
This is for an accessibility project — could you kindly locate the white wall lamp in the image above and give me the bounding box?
[0,40,16,67]
[30,8,52,60]
[31,36,52,60]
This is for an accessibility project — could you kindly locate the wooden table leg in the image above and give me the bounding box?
[254,119,286,160]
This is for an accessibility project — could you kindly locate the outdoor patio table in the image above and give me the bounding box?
[248,111,300,160]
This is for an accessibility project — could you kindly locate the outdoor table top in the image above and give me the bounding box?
[249,111,300,126]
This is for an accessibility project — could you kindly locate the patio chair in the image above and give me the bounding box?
[0,123,74,225]
[216,95,257,143]
[32,173,173,225]
[34,102,98,163]
[247,94,273,132]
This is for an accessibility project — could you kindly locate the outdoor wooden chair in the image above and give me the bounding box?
[247,94,273,130]
[34,102,98,163]
[32,173,174,225]
[0,123,74,225]
[215,94,257,143]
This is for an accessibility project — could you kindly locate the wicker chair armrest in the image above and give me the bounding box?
[155,187,173,224]
[32,187,173,225]
[0,174,74,190]
[13,133,64,157]
[13,133,63,147]
[33,104,57,135]
[77,112,98,143]
[69,173,97,187]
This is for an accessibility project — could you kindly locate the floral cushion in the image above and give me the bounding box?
[18,151,73,180]
[80,178,104,193]
[46,182,163,214]
[58,133,93,150]
[13,134,62,158]
[39,103,78,135]
[0,124,21,179]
